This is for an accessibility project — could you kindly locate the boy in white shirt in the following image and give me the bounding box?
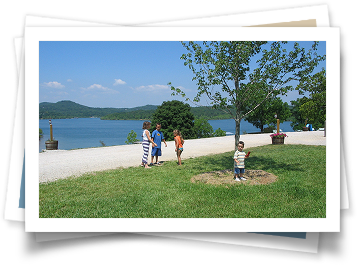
[233,141,250,181]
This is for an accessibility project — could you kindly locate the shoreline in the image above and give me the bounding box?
[39,131,325,183]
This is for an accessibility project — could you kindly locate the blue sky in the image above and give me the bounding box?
[39,41,326,108]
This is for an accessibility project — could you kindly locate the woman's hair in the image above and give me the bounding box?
[142,121,151,129]
[173,130,184,144]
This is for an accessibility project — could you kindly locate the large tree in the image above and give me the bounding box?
[150,100,195,141]
[170,41,325,148]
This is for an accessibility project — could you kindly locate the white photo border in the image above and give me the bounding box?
[25,26,340,232]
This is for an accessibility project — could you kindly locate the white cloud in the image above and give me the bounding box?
[134,84,169,92]
[133,84,191,95]
[113,79,126,86]
[67,79,73,82]
[81,84,119,94]
[88,84,108,90]
[42,81,65,88]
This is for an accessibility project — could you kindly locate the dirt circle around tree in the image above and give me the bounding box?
[191,169,278,186]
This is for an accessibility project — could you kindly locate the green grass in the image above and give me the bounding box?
[39,144,326,218]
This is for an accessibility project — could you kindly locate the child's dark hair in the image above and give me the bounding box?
[238,141,244,147]
[142,121,151,129]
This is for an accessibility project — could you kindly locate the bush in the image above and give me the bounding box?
[125,130,140,144]
[213,128,226,137]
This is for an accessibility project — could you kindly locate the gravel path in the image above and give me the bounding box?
[39,131,325,183]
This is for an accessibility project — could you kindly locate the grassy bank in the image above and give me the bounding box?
[39,144,326,218]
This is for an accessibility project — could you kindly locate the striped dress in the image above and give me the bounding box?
[142,129,150,165]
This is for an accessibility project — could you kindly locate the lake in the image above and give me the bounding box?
[39,118,294,152]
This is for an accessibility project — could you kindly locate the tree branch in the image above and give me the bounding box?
[241,90,275,119]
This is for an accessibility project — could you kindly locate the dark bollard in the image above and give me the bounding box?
[45,119,58,150]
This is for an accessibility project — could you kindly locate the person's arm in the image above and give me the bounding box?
[174,137,178,151]
[233,152,238,164]
[151,131,155,144]
[146,130,156,147]
[161,132,167,147]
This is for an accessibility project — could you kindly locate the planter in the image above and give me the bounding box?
[302,127,309,131]
[271,137,284,145]
[45,140,58,150]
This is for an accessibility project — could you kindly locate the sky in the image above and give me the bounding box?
[39,41,326,108]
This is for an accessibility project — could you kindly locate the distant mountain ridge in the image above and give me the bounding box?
[39,100,232,120]
[39,100,158,119]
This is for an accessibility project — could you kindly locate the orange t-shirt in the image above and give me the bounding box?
[175,135,183,148]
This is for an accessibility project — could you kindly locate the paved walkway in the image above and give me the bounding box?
[39,131,325,183]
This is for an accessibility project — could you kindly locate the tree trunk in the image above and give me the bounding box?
[235,119,241,150]
[234,75,240,151]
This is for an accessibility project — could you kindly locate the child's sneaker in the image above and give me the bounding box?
[234,177,241,181]
[240,177,247,181]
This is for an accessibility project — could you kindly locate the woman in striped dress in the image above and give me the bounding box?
[141,121,157,168]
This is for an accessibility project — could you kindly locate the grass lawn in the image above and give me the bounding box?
[39,144,326,218]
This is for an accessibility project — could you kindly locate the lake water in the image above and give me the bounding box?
[39,118,294,152]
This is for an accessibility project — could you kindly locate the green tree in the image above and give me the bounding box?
[193,117,227,138]
[299,94,326,128]
[243,96,291,132]
[125,130,140,144]
[170,41,325,148]
[297,70,326,129]
[150,100,195,141]
[290,98,305,130]
[193,117,214,138]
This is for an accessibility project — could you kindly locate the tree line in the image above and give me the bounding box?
[39,99,232,120]
[101,106,232,121]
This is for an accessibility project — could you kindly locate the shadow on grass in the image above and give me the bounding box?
[199,153,303,174]
[248,156,303,172]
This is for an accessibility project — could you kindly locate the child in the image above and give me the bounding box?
[233,141,250,181]
[173,130,184,166]
[150,123,167,165]
[141,121,157,169]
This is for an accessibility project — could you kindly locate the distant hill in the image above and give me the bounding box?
[101,105,232,120]
[39,100,232,120]
[39,100,158,119]
[101,109,156,120]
